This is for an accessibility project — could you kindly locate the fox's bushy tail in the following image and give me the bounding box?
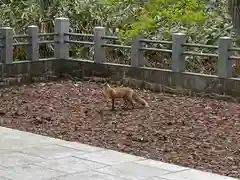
[132,93,149,107]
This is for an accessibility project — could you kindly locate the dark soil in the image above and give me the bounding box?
[0,80,240,178]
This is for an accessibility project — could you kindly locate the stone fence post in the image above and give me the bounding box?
[131,35,145,67]
[93,26,105,63]
[54,17,69,59]
[27,25,39,61]
[0,27,13,64]
[217,37,232,78]
[171,33,186,72]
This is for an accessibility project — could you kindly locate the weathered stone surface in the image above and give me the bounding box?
[35,156,107,174]
[0,126,238,180]
[95,162,170,179]
[0,151,43,167]
[58,141,105,153]
[75,149,144,165]
[1,59,240,96]
[160,169,237,180]
[51,170,137,180]
[133,159,189,172]
[0,164,65,180]
[19,144,86,159]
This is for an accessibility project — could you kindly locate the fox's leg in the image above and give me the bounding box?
[129,99,134,109]
[122,96,130,109]
[125,95,134,109]
[111,98,115,110]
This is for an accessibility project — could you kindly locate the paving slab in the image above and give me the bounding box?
[146,177,170,180]
[18,144,87,159]
[0,164,65,180]
[0,151,43,167]
[0,126,239,180]
[160,169,238,180]
[0,167,13,180]
[0,177,12,180]
[35,156,107,174]
[133,159,189,172]
[0,126,60,143]
[58,141,105,152]
[50,170,138,180]
[0,150,7,154]
[74,149,144,165]
[95,161,170,179]
[0,127,63,151]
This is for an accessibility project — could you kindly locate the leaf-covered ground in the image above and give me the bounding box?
[0,80,239,178]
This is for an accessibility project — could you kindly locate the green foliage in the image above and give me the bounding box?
[0,0,237,76]
[104,0,208,39]
[0,0,232,42]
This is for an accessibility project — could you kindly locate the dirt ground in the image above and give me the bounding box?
[0,80,239,178]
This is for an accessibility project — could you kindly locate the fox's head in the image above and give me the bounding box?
[102,83,113,99]
[105,83,111,88]
[102,82,111,88]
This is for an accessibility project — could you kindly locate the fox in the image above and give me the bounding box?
[103,83,149,110]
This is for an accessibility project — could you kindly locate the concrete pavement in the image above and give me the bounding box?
[0,126,237,180]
